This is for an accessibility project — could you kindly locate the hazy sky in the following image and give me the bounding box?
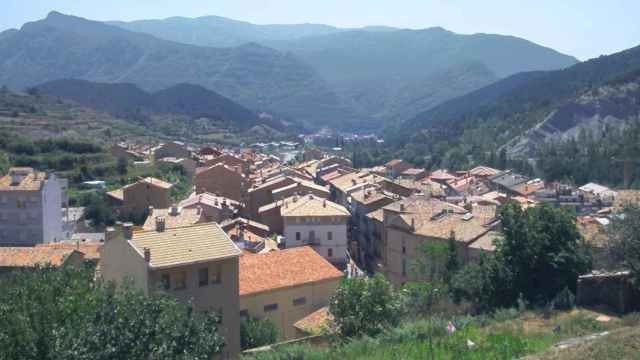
[1,0,639,60]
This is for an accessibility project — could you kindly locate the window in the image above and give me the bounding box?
[198,267,209,287]
[328,248,333,258]
[327,231,333,241]
[293,297,307,306]
[161,273,171,290]
[174,271,187,290]
[309,230,315,242]
[211,264,222,284]
[402,245,406,254]
[295,232,301,241]
[264,303,278,312]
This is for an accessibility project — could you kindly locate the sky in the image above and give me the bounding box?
[1,0,639,60]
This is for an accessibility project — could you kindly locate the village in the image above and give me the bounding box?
[0,139,638,357]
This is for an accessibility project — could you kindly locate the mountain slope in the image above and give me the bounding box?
[109,16,578,126]
[35,79,269,130]
[0,11,353,128]
[392,44,640,165]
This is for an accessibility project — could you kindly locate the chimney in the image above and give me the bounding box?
[143,247,151,262]
[411,218,415,231]
[156,216,166,232]
[169,204,179,216]
[123,222,133,240]
[308,194,313,200]
[105,227,117,242]
[400,204,405,212]
[196,206,202,215]
[148,206,154,215]
[323,199,327,207]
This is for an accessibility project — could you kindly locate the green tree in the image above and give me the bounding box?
[444,231,460,285]
[240,317,279,350]
[116,156,128,175]
[329,274,402,338]
[607,205,640,286]
[0,267,225,360]
[452,203,592,310]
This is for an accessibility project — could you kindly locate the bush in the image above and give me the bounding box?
[552,287,576,311]
[330,274,403,338]
[241,317,279,350]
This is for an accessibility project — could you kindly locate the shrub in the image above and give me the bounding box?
[241,317,279,350]
[552,287,576,311]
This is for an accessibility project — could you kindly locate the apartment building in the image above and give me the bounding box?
[100,222,242,357]
[382,197,496,286]
[239,246,343,340]
[204,153,250,175]
[0,167,63,246]
[193,164,247,203]
[106,177,173,217]
[282,194,350,265]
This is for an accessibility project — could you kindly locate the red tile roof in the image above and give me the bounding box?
[0,247,81,267]
[239,246,343,296]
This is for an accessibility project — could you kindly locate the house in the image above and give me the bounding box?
[179,192,240,222]
[110,143,144,161]
[467,166,501,178]
[199,146,223,157]
[271,179,330,202]
[579,183,618,204]
[106,177,173,217]
[293,306,334,337]
[152,141,190,161]
[0,246,85,273]
[487,171,530,196]
[246,176,297,218]
[194,164,248,203]
[36,240,102,267]
[381,197,496,286]
[141,205,207,231]
[281,195,351,265]
[204,154,250,175]
[100,222,242,357]
[239,246,343,340]
[220,217,273,253]
[385,159,412,178]
[0,167,63,246]
[349,188,397,266]
[429,169,457,185]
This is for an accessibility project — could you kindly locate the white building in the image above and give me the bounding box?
[281,194,350,265]
[0,167,63,246]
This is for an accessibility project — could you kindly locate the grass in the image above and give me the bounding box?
[243,310,635,360]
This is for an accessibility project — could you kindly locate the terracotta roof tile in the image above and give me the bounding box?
[0,167,47,191]
[37,241,102,261]
[239,246,343,296]
[142,207,206,230]
[0,247,80,267]
[280,195,350,217]
[293,306,334,335]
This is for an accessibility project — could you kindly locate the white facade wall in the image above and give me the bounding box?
[283,222,348,264]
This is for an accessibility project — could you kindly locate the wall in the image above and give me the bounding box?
[100,236,149,293]
[240,278,340,340]
[122,182,171,216]
[194,166,246,203]
[283,217,348,264]
[148,257,241,357]
[0,189,44,246]
[258,205,283,235]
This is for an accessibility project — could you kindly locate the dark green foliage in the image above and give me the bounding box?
[552,287,576,311]
[607,205,640,286]
[81,192,117,227]
[116,156,128,175]
[0,267,225,360]
[445,231,461,285]
[240,317,279,350]
[329,274,403,338]
[452,203,592,310]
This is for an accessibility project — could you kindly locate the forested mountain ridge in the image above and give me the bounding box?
[35,79,276,131]
[0,11,354,129]
[109,15,578,127]
[388,44,640,171]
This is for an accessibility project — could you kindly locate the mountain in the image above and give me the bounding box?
[35,79,271,130]
[0,11,353,129]
[108,15,345,48]
[393,44,640,165]
[110,16,578,125]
